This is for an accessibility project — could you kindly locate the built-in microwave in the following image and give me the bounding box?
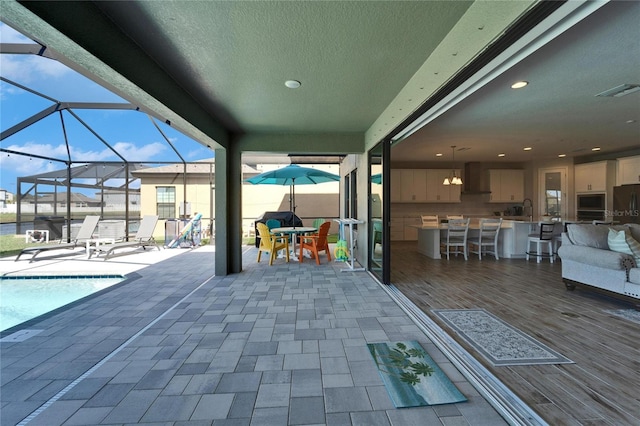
[577,193,606,210]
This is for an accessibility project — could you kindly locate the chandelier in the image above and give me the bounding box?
[443,145,463,185]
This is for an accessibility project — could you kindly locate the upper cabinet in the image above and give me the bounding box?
[617,156,640,185]
[575,161,615,193]
[426,169,461,203]
[390,169,460,203]
[400,169,427,202]
[487,169,524,203]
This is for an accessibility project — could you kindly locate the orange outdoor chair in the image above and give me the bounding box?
[299,221,332,264]
[256,222,289,265]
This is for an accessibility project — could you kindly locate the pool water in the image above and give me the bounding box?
[0,275,125,332]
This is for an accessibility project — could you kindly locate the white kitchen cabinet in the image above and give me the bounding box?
[400,169,427,202]
[487,169,524,202]
[617,156,640,185]
[575,161,615,192]
[391,169,427,202]
[390,169,402,202]
[426,169,461,202]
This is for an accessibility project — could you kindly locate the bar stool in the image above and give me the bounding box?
[526,222,556,263]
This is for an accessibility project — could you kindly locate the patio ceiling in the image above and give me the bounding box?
[0,1,638,163]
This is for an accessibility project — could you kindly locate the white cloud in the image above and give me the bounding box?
[0,23,32,43]
[1,141,168,177]
[1,55,69,83]
[111,141,166,160]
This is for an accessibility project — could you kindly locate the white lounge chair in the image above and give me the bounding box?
[90,215,160,260]
[16,215,101,262]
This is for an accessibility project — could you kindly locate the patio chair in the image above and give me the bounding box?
[16,215,100,262]
[256,222,289,265]
[299,221,332,265]
[90,215,160,260]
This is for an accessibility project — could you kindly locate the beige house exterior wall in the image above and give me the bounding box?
[136,162,340,239]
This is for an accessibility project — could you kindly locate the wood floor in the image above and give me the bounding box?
[391,242,640,426]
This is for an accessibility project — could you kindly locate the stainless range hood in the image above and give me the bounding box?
[462,162,491,194]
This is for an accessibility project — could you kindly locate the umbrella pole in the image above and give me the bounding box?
[292,177,296,220]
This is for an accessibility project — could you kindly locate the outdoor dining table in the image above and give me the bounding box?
[270,226,317,261]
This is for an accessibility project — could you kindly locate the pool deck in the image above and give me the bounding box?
[0,244,512,425]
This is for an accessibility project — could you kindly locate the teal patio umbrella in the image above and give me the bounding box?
[245,164,340,215]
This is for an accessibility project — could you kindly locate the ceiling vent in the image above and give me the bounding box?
[595,84,640,97]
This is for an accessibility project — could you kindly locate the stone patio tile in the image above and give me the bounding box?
[324,387,372,413]
[255,383,290,408]
[83,382,135,407]
[191,393,235,420]
[183,373,221,394]
[366,385,395,410]
[140,394,200,422]
[260,370,291,385]
[228,392,257,418]
[319,339,346,357]
[289,396,326,425]
[291,369,323,397]
[283,353,320,370]
[101,389,161,423]
[27,400,84,426]
[56,406,111,425]
[134,368,176,389]
[351,411,391,426]
[249,406,289,426]
[242,341,278,356]
[322,373,354,388]
[254,354,284,371]
[320,356,350,374]
[216,371,262,393]
[276,340,302,354]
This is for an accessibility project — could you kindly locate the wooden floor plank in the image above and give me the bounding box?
[391,242,640,425]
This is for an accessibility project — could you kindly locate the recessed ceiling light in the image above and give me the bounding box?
[498,153,506,157]
[435,153,443,157]
[523,147,532,151]
[592,147,601,151]
[558,154,566,158]
[511,81,529,89]
[285,80,301,89]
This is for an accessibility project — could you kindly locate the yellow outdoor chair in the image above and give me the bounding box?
[256,222,289,265]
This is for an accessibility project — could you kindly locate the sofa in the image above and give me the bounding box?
[557,223,640,301]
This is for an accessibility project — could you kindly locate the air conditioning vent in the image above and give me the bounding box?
[595,84,640,98]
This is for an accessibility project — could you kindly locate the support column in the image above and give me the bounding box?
[214,141,243,276]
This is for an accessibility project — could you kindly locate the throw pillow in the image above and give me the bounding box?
[608,228,640,263]
[567,224,609,249]
[625,233,640,263]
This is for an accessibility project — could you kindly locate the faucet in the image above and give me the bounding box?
[523,198,533,222]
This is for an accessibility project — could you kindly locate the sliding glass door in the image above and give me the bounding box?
[369,141,390,284]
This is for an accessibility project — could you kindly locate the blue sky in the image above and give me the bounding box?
[0,22,213,195]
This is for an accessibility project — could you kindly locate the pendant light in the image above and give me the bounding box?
[443,145,463,185]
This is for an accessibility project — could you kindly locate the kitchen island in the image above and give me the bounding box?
[411,220,540,259]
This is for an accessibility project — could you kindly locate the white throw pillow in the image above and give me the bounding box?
[608,228,640,263]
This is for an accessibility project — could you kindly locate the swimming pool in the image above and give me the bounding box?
[0,275,126,332]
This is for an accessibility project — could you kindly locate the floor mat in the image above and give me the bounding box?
[604,309,640,325]
[367,340,467,408]
[432,309,573,367]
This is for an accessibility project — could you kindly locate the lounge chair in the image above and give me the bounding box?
[15,215,101,262]
[90,215,160,260]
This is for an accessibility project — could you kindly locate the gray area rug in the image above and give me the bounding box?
[604,309,640,325]
[432,309,573,367]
